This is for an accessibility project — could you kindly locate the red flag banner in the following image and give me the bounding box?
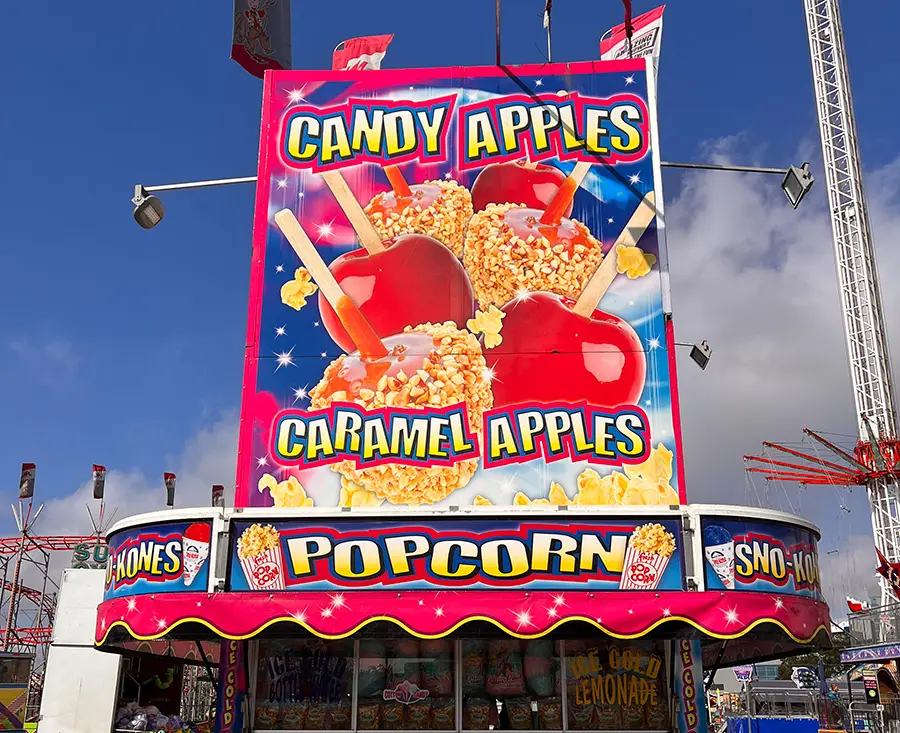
[601,5,665,62]
[847,597,866,613]
[231,0,292,79]
[332,34,394,71]
[92,464,107,500]
[164,472,177,508]
[876,547,900,600]
[18,463,35,500]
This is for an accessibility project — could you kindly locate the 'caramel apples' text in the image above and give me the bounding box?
[272,403,650,470]
[279,93,649,172]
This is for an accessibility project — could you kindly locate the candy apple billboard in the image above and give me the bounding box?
[236,60,685,510]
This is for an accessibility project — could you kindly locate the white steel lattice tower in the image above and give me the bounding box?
[804,0,900,605]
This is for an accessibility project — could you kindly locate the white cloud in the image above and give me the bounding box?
[663,138,900,610]
[36,411,238,536]
[7,337,79,387]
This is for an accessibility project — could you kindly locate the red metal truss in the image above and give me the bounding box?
[0,536,95,555]
[0,627,53,646]
[744,428,900,487]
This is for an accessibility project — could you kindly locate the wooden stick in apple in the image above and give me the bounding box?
[539,160,594,225]
[319,171,386,254]
[572,190,657,317]
[273,209,389,361]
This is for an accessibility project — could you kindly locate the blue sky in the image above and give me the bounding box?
[3,0,900,604]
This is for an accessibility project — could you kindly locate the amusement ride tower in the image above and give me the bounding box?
[747,0,900,605]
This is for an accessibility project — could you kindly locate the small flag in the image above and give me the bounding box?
[231,0,292,79]
[18,463,35,500]
[332,34,394,71]
[164,472,177,508]
[875,546,900,600]
[212,485,225,508]
[847,596,867,613]
[543,0,552,29]
[92,465,107,500]
[601,5,665,62]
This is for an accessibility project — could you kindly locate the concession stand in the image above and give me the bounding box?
[95,59,831,733]
[95,504,830,733]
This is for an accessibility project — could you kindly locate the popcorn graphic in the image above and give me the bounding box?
[703,524,735,589]
[182,523,211,587]
[237,523,285,590]
[619,523,676,590]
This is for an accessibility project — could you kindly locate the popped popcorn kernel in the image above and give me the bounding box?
[473,495,493,506]
[574,469,628,505]
[281,267,318,310]
[466,305,506,349]
[615,244,657,279]
[258,473,314,508]
[624,443,674,484]
[513,491,551,505]
[629,523,676,557]
[339,477,385,508]
[548,482,572,506]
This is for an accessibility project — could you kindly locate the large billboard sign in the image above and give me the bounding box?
[237,60,682,510]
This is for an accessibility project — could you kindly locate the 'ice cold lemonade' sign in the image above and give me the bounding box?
[229,518,683,592]
[239,62,681,511]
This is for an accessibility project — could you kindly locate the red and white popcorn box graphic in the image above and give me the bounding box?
[240,545,286,590]
[618,546,671,590]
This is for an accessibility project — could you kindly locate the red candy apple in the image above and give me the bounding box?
[472,160,572,216]
[319,233,475,354]
[488,292,646,408]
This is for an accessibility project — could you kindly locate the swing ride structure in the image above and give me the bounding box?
[746,0,900,608]
[0,498,103,723]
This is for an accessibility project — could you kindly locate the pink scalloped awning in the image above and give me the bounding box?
[96,589,829,645]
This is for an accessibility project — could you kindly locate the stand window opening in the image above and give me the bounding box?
[357,639,455,730]
[255,639,354,730]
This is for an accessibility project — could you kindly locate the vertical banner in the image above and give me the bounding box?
[18,463,35,500]
[212,484,226,507]
[92,464,107,500]
[231,0,292,79]
[164,472,177,507]
[674,640,708,733]
[215,640,247,733]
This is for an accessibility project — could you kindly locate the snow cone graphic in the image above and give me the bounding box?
[703,524,735,589]
[182,523,211,587]
[619,523,676,590]
[237,523,285,590]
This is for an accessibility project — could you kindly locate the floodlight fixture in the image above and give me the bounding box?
[781,162,815,209]
[689,341,712,370]
[674,340,712,370]
[132,185,165,230]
